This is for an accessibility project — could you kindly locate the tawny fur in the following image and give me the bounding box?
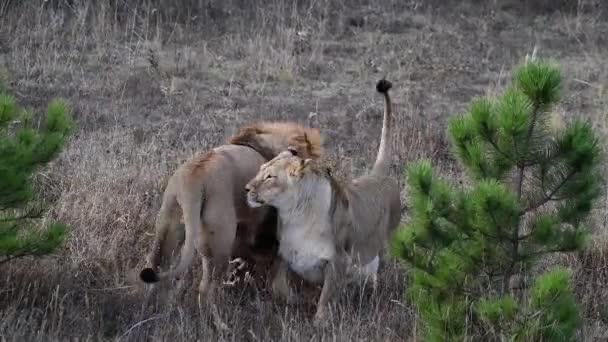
[139,122,323,307]
[230,121,323,161]
[244,80,400,324]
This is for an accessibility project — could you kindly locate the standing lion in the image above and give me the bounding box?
[139,122,323,308]
[244,80,401,325]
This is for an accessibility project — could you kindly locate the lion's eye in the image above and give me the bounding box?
[264,174,274,181]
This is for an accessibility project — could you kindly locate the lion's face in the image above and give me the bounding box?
[245,150,311,208]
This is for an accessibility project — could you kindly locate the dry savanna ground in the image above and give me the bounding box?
[1,0,608,341]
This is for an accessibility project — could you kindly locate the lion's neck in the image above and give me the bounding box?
[276,178,332,231]
[275,178,335,284]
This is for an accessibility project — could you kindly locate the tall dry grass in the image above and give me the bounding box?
[0,0,607,340]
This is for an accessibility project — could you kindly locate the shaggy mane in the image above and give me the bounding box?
[229,121,323,160]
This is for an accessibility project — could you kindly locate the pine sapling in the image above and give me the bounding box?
[392,59,602,341]
[0,85,73,264]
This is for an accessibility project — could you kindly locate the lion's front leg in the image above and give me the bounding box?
[271,258,297,304]
[313,257,344,327]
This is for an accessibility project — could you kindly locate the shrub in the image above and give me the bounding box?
[0,85,73,264]
[392,59,603,341]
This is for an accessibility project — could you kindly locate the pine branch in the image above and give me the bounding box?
[517,104,541,198]
[521,247,572,259]
[0,207,44,222]
[525,170,576,212]
[518,231,533,241]
[0,90,72,261]
[0,253,28,265]
[482,132,513,163]
[487,209,516,243]
[504,100,542,295]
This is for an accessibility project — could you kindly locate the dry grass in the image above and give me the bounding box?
[0,0,607,340]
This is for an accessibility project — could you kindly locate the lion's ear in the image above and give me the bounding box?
[299,158,313,170]
[289,158,313,177]
[287,146,298,156]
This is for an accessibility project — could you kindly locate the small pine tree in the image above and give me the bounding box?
[392,59,602,341]
[0,84,73,264]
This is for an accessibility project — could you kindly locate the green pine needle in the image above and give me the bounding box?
[0,87,72,262]
[392,59,600,341]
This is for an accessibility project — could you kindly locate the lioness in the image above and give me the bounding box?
[139,122,323,305]
[244,80,401,324]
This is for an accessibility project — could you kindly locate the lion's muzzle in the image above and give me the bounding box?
[246,192,265,208]
[245,184,265,208]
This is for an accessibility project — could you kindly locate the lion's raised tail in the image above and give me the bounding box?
[140,189,203,284]
[371,79,393,177]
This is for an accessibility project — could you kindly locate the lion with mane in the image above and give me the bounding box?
[139,121,323,307]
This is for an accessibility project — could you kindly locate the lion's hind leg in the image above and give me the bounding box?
[198,202,238,300]
[197,202,237,331]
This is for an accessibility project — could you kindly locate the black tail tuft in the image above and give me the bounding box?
[376,79,392,94]
[139,268,160,283]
